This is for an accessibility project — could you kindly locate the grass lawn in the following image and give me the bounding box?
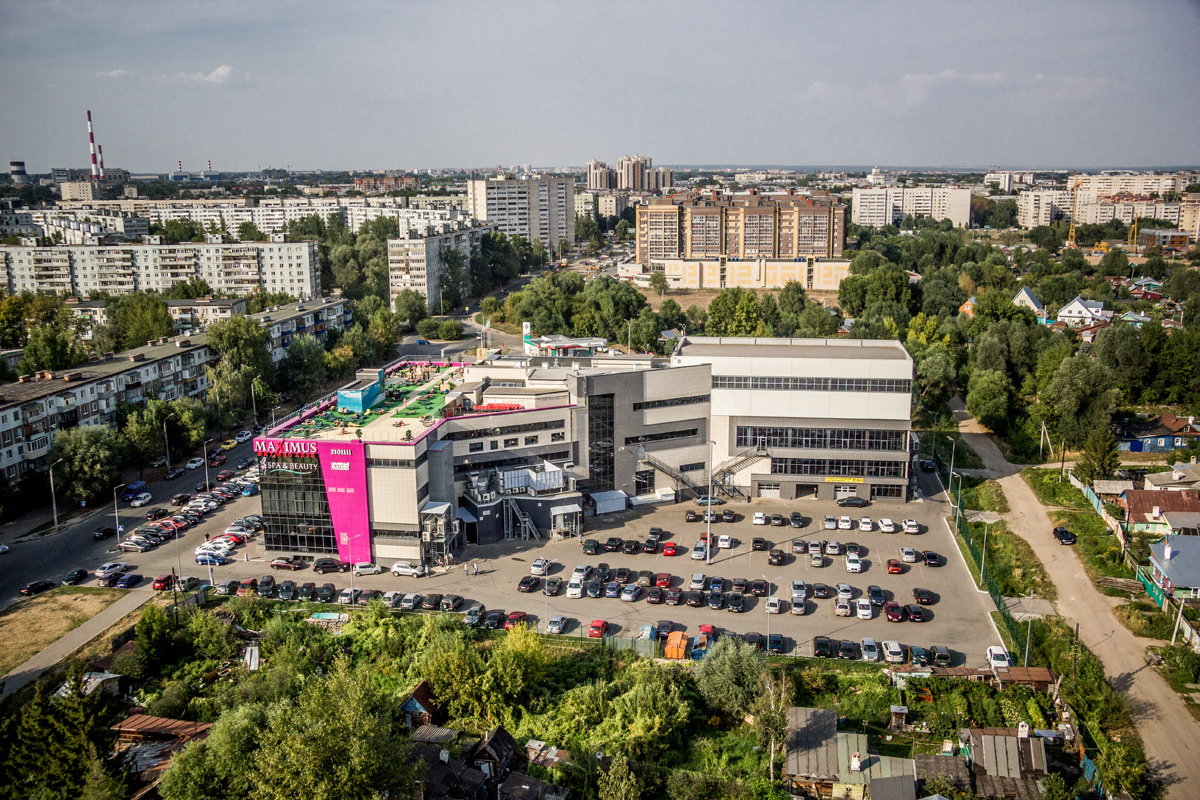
[1048,510,1134,582]
[1114,601,1176,641]
[960,519,1058,601]
[1020,468,1092,509]
[960,477,1010,514]
[0,587,126,676]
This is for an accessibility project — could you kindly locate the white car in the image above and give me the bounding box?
[835,598,852,616]
[689,573,706,590]
[856,598,873,619]
[566,579,584,598]
[691,543,708,560]
[903,519,920,534]
[130,492,153,507]
[547,615,567,634]
[823,514,837,530]
[987,645,1011,669]
[354,562,384,576]
[900,547,918,563]
[185,457,204,470]
[530,558,550,576]
[845,553,862,573]
[858,517,873,532]
[765,596,784,614]
[717,535,733,549]
[752,512,768,525]
[572,564,591,581]
[391,561,425,578]
[861,637,880,662]
[235,430,253,443]
[882,640,905,663]
[836,583,853,600]
[878,518,896,533]
[838,515,853,530]
[825,540,841,555]
[791,580,808,601]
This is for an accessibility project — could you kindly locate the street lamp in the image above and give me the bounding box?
[762,573,778,645]
[1023,590,1036,667]
[163,412,177,471]
[270,405,281,427]
[203,438,214,489]
[706,440,715,565]
[945,434,961,530]
[250,374,261,425]
[978,520,992,589]
[113,483,126,544]
[48,458,64,535]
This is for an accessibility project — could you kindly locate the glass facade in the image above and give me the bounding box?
[713,376,911,393]
[261,455,338,553]
[770,457,906,479]
[737,426,906,451]
[583,394,615,493]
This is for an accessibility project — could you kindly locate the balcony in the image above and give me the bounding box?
[24,437,50,459]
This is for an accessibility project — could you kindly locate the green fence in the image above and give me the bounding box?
[951,497,1025,649]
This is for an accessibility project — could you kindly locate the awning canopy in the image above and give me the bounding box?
[549,504,582,516]
[454,507,478,523]
[421,502,451,516]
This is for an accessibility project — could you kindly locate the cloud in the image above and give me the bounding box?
[174,64,236,85]
[95,68,130,79]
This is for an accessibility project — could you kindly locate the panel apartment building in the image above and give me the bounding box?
[850,186,972,228]
[633,192,848,290]
[0,234,320,298]
[466,175,574,254]
[385,219,495,311]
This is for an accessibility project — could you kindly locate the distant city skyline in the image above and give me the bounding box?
[1,0,1197,173]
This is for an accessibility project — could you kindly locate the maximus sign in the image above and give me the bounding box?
[254,439,318,457]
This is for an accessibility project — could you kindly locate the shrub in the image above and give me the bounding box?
[416,319,440,339]
[437,320,463,340]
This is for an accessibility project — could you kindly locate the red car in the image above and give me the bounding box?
[216,469,235,481]
[655,572,671,588]
[208,453,227,467]
[504,611,527,631]
[152,574,173,590]
[588,619,607,638]
[662,542,677,556]
[884,601,904,622]
[886,559,903,574]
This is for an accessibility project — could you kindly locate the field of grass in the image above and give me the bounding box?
[1049,510,1134,582]
[1020,468,1092,509]
[1114,601,1176,641]
[961,519,1058,601]
[959,478,1010,514]
[0,587,126,675]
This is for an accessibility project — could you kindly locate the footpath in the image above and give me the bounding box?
[1,589,154,697]
[949,397,1199,798]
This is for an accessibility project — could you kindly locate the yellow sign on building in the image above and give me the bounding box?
[824,477,864,483]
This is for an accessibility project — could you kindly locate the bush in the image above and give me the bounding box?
[416,319,440,340]
[437,320,463,340]
[1164,644,1200,682]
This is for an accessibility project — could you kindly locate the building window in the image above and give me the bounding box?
[624,428,699,446]
[632,394,710,411]
[679,462,706,472]
[870,485,904,499]
[770,457,906,479]
[713,376,911,393]
[736,426,907,452]
[504,438,518,447]
[468,442,484,453]
[551,432,565,442]
[490,441,498,450]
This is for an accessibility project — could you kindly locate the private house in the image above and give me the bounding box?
[468,725,517,779]
[966,726,1049,799]
[1129,287,1163,302]
[1011,287,1046,319]
[1145,459,1200,491]
[1118,413,1200,453]
[784,706,916,799]
[1117,310,1153,328]
[1056,295,1108,327]
[1133,277,1165,292]
[402,680,439,728]
[110,714,212,784]
[1120,489,1200,535]
[1076,320,1110,343]
[1149,536,1200,598]
[958,296,976,317]
[412,744,488,800]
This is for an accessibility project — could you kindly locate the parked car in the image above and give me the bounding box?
[813,636,835,658]
[152,574,173,590]
[752,512,767,526]
[886,559,903,574]
[421,594,443,610]
[885,600,904,621]
[338,588,361,605]
[115,573,143,589]
[902,519,920,534]
[235,430,253,443]
[767,633,785,654]
[164,468,185,481]
[912,587,936,605]
[906,604,927,622]
[92,526,117,540]
[313,558,350,574]
[837,496,870,508]
[752,537,769,551]
[868,585,886,605]
[582,538,599,555]
[789,512,806,528]
[860,637,880,662]
[278,580,298,601]
[316,583,338,603]
[547,615,567,634]
[986,645,1011,669]
[130,492,153,507]
[923,551,941,567]
[856,598,873,619]
[588,619,607,638]
[441,594,463,612]
[185,457,204,470]
[256,575,276,598]
[878,518,896,533]
[20,580,56,596]
[353,562,384,577]
[62,569,88,585]
[838,639,857,659]
[767,549,785,565]
[270,556,307,571]
[1053,526,1077,545]
[464,603,485,626]
[504,611,527,630]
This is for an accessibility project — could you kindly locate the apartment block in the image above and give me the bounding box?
[466,175,573,253]
[1016,189,1072,228]
[249,297,352,363]
[166,297,248,332]
[586,160,616,191]
[598,193,628,220]
[59,181,96,201]
[574,191,598,222]
[385,219,493,311]
[850,187,972,228]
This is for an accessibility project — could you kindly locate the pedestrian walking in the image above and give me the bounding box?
[464,564,469,577]
[204,533,209,542]
[473,562,478,576]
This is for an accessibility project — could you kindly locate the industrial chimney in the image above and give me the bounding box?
[97,144,105,180]
[87,110,99,180]
[9,162,29,186]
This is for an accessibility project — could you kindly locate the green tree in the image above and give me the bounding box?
[18,324,83,373]
[694,636,766,717]
[278,333,327,403]
[79,750,127,800]
[159,704,269,800]
[1091,325,1148,402]
[437,320,463,340]
[965,369,1012,433]
[367,309,403,357]
[751,669,792,781]
[614,219,632,242]
[392,289,428,331]
[123,405,168,475]
[1042,355,1119,446]
[598,754,640,800]
[114,293,174,349]
[1076,425,1120,486]
[237,221,269,241]
[49,425,124,505]
[648,270,668,297]
[416,319,440,340]
[437,248,469,312]
[206,360,261,428]
[206,315,273,379]
[916,342,957,410]
[0,293,29,347]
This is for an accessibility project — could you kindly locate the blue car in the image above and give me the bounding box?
[115,573,143,589]
[195,554,228,566]
[241,484,260,497]
[604,581,621,598]
[415,339,429,345]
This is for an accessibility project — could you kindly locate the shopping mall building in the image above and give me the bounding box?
[254,337,914,567]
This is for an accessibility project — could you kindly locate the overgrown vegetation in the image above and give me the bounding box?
[958,477,1009,514]
[1049,510,1134,583]
[1021,468,1093,509]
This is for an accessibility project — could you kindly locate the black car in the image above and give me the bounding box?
[749,579,768,597]
[236,457,255,470]
[594,563,611,582]
[583,538,600,555]
[721,509,736,523]
[811,582,831,599]
[837,639,857,659]
[543,577,563,596]
[813,636,835,658]
[144,507,168,520]
[744,632,765,650]
[604,537,623,552]
[92,526,117,540]
[278,580,297,601]
[298,582,317,601]
[867,585,886,606]
[647,587,664,604]
[685,590,704,607]
[912,587,936,605]
[518,575,539,593]
[789,512,806,528]
[1053,526,1077,545]
[585,581,603,599]
[164,467,186,480]
[257,575,276,598]
[621,539,641,555]
[62,569,88,586]
[20,580,56,597]
[421,594,443,610]
[906,604,927,622]
[316,583,337,603]
[727,591,745,612]
[708,590,724,610]
[483,609,505,629]
[313,558,350,574]
[642,539,658,554]
[768,633,785,654]
[195,481,215,492]
[751,538,769,551]
[770,514,785,527]
[922,551,941,566]
[614,567,631,584]
[665,588,682,605]
[685,510,699,522]
[837,496,870,508]
[919,459,936,472]
[767,549,785,566]
[656,620,673,639]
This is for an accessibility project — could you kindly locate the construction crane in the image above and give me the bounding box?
[1066,172,1084,248]
[1128,217,1139,255]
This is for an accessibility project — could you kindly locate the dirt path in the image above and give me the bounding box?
[949,398,1198,798]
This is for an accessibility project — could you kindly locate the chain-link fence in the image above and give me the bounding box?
[951,492,1025,649]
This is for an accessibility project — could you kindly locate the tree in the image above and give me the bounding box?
[694,636,766,717]
[1076,425,1120,486]
[1042,355,1119,447]
[916,342,957,410]
[598,754,640,800]
[966,369,1012,433]
[237,221,268,241]
[113,293,174,349]
[437,320,462,340]
[160,704,269,800]
[49,425,124,505]
[392,289,428,331]
[416,319,440,340]
[366,309,403,356]
[436,248,469,312]
[751,669,792,781]
[614,219,632,241]
[123,405,168,475]
[206,315,272,379]
[278,334,327,403]
[80,750,127,800]
[206,360,261,428]
[19,324,83,373]
[648,270,668,297]
[1091,325,1149,403]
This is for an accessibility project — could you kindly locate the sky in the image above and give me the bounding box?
[1,0,1198,173]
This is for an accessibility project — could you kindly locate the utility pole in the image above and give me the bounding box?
[706,440,714,565]
[48,458,64,535]
[1059,438,1067,482]
[1071,622,1079,685]
[113,483,126,544]
[251,374,260,424]
[1024,590,1035,667]
[163,412,177,470]
[978,521,991,589]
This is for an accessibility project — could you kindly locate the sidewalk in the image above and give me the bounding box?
[1,589,154,696]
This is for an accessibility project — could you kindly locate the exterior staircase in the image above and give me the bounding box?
[503,498,541,540]
[638,450,704,497]
[711,445,771,499]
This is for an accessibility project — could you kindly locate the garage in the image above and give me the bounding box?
[756,482,781,499]
[589,490,628,515]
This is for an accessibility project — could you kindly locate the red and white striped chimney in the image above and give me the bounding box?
[87,110,99,179]
[178,160,182,174]
[97,145,105,180]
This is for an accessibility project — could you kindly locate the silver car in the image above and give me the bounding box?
[547,615,567,634]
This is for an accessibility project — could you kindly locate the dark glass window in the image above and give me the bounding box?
[624,428,699,446]
[632,394,709,411]
[582,394,614,493]
[736,426,906,452]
